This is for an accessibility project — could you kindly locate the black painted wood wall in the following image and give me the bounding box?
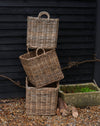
[0,0,96,98]
[94,0,100,87]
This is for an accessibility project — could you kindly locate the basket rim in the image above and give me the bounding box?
[26,77,59,90]
[27,16,59,21]
[19,49,56,61]
[26,45,57,49]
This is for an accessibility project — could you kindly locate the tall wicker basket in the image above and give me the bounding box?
[27,11,59,49]
[26,77,59,116]
[19,48,64,88]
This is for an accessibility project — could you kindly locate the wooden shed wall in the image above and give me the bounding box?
[0,0,96,98]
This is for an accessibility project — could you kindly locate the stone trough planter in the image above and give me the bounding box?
[59,82,100,107]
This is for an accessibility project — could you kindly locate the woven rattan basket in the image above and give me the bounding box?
[26,77,59,116]
[19,48,64,88]
[27,11,59,49]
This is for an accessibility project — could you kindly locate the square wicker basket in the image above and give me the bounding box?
[27,11,59,49]
[19,48,64,88]
[26,77,59,116]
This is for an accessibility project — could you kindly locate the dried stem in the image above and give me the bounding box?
[0,58,100,89]
[0,75,25,88]
[62,59,100,70]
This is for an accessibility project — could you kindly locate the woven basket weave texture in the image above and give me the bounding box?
[27,11,59,49]
[19,49,64,88]
[26,77,59,115]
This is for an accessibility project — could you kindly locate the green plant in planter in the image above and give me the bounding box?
[79,87,96,93]
[61,85,97,93]
[59,83,100,107]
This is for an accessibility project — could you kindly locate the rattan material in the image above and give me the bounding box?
[27,11,59,49]
[26,77,59,116]
[19,48,64,88]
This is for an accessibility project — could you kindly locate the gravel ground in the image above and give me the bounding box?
[0,98,100,126]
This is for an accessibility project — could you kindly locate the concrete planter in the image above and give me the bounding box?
[59,83,100,107]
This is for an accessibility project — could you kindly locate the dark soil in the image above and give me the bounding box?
[0,98,100,126]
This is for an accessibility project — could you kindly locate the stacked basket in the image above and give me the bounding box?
[19,11,64,116]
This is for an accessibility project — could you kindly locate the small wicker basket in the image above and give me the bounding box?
[26,77,59,116]
[19,48,64,88]
[27,11,59,49]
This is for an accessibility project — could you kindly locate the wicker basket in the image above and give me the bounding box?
[27,11,59,49]
[19,48,64,88]
[26,77,59,116]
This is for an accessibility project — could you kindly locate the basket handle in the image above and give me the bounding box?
[26,77,28,88]
[27,47,30,54]
[38,11,50,19]
[36,48,45,57]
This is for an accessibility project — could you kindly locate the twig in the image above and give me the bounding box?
[0,58,100,89]
[62,59,100,70]
[0,75,25,89]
